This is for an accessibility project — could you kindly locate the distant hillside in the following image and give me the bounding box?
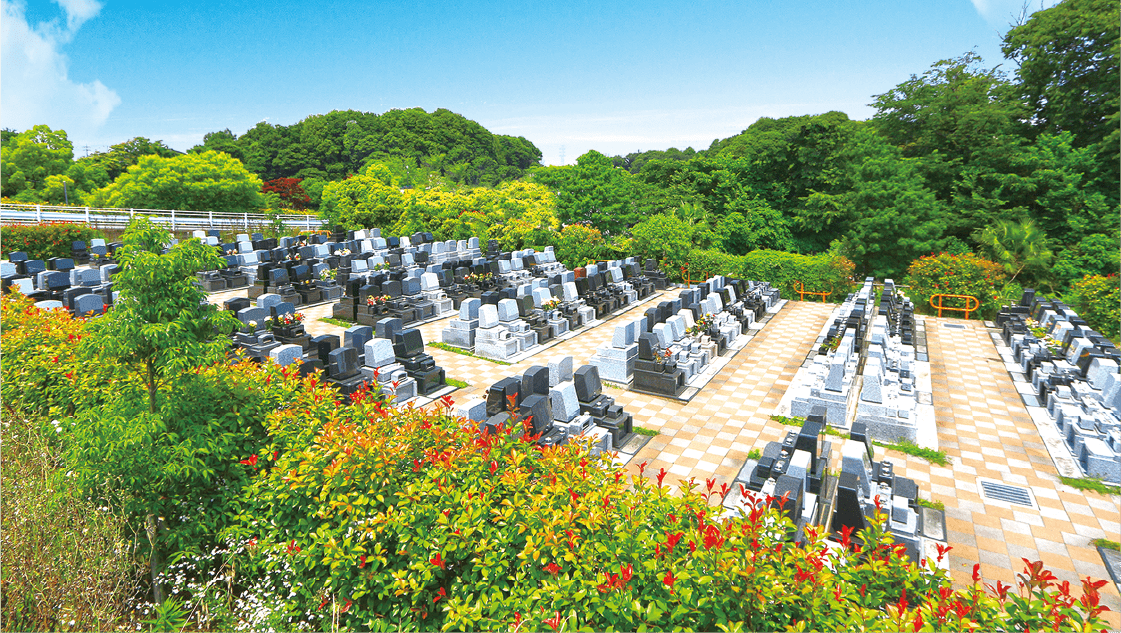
[191,107,542,187]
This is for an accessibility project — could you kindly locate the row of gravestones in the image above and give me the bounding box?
[439,260,671,361]
[855,280,926,444]
[455,358,633,456]
[997,290,1121,483]
[224,294,446,404]
[321,239,566,325]
[788,278,878,426]
[592,277,781,397]
[740,408,944,564]
[2,253,118,316]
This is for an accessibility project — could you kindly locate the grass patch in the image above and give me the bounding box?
[1059,476,1121,496]
[429,342,513,365]
[446,377,469,389]
[632,426,659,437]
[872,439,949,466]
[916,497,945,511]
[747,448,762,461]
[769,414,846,438]
[318,316,354,327]
[1093,538,1121,551]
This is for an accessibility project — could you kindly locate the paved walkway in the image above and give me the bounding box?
[907,316,1120,624]
[211,289,1120,623]
[626,300,833,483]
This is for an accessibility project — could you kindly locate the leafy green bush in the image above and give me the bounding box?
[553,223,607,269]
[904,252,1007,319]
[683,249,855,301]
[185,379,1112,632]
[1052,234,1121,290]
[1,222,103,260]
[1068,274,1120,340]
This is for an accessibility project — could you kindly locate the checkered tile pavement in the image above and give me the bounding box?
[914,317,1120,623]
[210,289,1120,620]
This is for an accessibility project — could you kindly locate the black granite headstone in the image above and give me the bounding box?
[573,365,602,402]
[521,366,550,398]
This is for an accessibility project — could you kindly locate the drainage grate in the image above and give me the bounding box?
[943,323,966,330]
[978,479,1036,508]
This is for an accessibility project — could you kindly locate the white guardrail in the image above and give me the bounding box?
[0,203,328,233]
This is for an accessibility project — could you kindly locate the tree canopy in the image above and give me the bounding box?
[88,150,265,212]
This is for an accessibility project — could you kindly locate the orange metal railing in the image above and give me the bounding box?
[680,265,709,287]
[793,280,833,302]
[929,294,980,319]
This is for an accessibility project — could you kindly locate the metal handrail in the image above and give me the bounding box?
[792,280,833,302]
[680,265,708,287]
[929,294,980,319]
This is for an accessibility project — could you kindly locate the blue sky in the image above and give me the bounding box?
[2,0,1057,165]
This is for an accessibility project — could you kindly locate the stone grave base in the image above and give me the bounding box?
[627,299,783,403]
[495,290,669,365]
[988,328,1082,479]
[610,433,653,466]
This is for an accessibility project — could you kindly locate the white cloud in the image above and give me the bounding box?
[55,0,103,32]
[1,0,120,137]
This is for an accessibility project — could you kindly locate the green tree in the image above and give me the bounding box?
[80,217,240,600]
[533,151,647,235]
[721,197,794,254]
[78,137,179,183]
[973,219,1053,283]
[1002,0,1119,200]
[630,212,693,271]
[834,129,949,279]
[1,125,74,198]
[320,162,406,229]
[870,53,1030,240]
[189,129,244,162]
[89,151,265,212]
[1051,233,1121,289]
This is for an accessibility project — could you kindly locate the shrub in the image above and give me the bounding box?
[1,222,103,260]
[553,223,607,269]
[683,249,855,301]
[904,252,1007,319]
[190,377,1112,632]
[1068,274,1120,340]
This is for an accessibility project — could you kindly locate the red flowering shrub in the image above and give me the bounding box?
[1,222,103,260]
[213,375,1112,632]
[905,252,1007,319]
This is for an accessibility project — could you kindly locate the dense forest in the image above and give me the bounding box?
[2,0,1116,286]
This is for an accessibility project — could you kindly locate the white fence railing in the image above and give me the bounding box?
[0,203,328,233]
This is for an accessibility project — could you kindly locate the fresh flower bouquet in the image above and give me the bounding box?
[321,268,337,281]
[542,298,561,312]
[367,294,390,306]
[275,312,305,327]
[688,315,712,337]
[1027,318,1063,355]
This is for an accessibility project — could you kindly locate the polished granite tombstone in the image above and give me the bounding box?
[573,365,633,447]
[631,332,686,397]
[392,327,446,396]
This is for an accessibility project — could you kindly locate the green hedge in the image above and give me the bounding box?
[1069,274,1120,340]
[1,222,103,261]
[683,249,855,301]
